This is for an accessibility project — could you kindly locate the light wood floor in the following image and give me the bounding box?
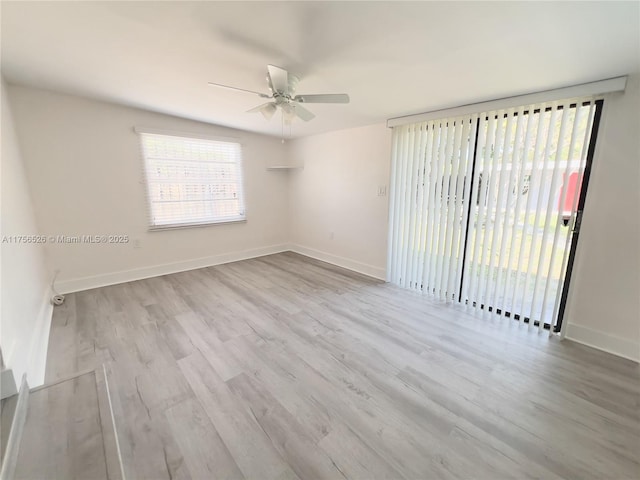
[45,252,640,480]
[15,371,111,480]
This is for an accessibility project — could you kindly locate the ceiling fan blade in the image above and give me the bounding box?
[267,65,290,94]
[247,102,277,121]
[293,104,316,122]
[293,93,350,104]
[208,82,270,98]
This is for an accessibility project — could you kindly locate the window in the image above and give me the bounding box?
[387,98,601,333]
[139,131,246,229]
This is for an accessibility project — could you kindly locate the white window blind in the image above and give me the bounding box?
[387,98,599,333]
[139,132,246,229]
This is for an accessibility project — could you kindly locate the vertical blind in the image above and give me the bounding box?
[387,114,479,299]
[387,98,597,332]
[139,132,246,229]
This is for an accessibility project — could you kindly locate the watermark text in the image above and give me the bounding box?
[2,234,130,245]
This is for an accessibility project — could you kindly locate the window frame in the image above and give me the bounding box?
[137,128,247,231]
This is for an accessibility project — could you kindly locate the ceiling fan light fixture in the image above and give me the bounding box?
[261,103,277,121]
[247,102,277,121]
[282,105,296,123]
[210,64,350,124]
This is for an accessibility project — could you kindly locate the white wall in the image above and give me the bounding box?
[1,79,53,386]
[563,75,640,361]
[288,123,392,279]
[7,85,290,292]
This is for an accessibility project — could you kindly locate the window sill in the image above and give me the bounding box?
[148,218,246,232]
[267,166,303,171]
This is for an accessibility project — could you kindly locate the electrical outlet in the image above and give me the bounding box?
[377,185,387,196]
[330,232,334,240]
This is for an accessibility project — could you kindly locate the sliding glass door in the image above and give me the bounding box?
[387,98,603,332]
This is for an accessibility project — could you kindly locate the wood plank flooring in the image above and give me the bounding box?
[15,372,108,480]
[45,252,640,479]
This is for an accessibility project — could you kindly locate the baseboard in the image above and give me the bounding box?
[565,323,639,362]
[289,244,386,280]
[26,287,54,387]
[56,244,290,294]
[0,374,29,480]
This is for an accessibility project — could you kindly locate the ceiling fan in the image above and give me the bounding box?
[208,65,349,124]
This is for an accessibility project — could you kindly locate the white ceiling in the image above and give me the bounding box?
[2,1,639,138]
